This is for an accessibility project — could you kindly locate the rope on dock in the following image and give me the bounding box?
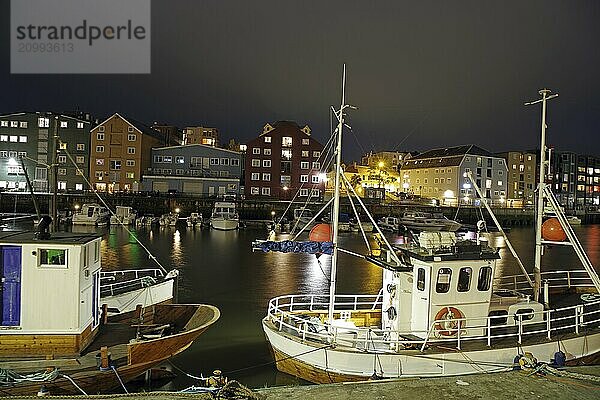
[0,367,59,384]
[112,366,130,394]
[59,373,88,395]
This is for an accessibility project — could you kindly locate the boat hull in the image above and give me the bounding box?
[101,279,175,316]
[263,318,600,383]
[211,218,239,230]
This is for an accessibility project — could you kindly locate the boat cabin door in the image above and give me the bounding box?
[411,264,431,337]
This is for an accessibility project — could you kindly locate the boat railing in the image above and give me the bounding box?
[493,269,596,293]
[266,294,600,353]
[100,268,166,297]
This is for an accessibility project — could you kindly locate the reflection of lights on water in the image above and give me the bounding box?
[149,230,153,240]
[172,230,183,265]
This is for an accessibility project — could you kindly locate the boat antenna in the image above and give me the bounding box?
[19,157,41,221]
[525,89,559,301]
[60,142,169,275]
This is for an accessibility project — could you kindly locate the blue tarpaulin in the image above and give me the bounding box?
[257,240,334,255]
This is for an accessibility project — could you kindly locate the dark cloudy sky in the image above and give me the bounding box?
[2,1,599,161]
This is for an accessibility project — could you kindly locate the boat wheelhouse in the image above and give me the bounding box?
[72,203,110,226]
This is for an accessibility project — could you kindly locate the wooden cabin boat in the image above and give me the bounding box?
[0,229,219,395]
[257,79,600,383]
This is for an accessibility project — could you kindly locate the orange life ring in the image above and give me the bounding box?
[434,307,464,336]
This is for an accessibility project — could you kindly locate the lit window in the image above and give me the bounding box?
[126,160,135,166]
[299,188,309,196]
[38,117,49,128]
[252,148,260,154]
[251,173,260,181]
[19,122,28,128]
[10,136,18,142]
[96,158,104,165]
[38,249,67,268]
[251,159,260,167]
[261,187,271,195]
[10,121,18,127]
[77,143,85,151]
[60,121,68,128]
[58,155,66,163]
[251,187,259,195]
[77,122,84,129]
[0,135,7,141]
[264,136,272,143]
[262,173,271,181]
[263,160,271,168]
[97,133,104,140]
[58,168,66,175]
[19,136,27,143]
[128,134,136,141]
[59,142,67,149]
[312,162,320,169]
[302,150,309,157]
[302,138,310,145]
[300,175,308,183]
[126,172,134,179]
[76,156,85,164]
[313,151,321,158]
[96,145,104,152]
[0,121,7,127]
[175,156,184,164]
[127,147,135,154]
[264,148,271,155]
[311,175,320,183]
[300,161,309,169]
[282,137,292,147]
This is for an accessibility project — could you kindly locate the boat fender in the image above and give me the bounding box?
[518,352,538,369]
[434,307,464,336]
[476,220,486,231]
[386,306,397,320]
[386,284,396,294]
[552,350,566,367]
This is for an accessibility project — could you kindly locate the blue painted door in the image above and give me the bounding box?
[1,246,22,326]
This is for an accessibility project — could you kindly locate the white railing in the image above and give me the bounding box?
[266,293,600,353]
[494,269,597,293]
[100,268,165,297]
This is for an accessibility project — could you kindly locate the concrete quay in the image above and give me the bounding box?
[5,366,599,400]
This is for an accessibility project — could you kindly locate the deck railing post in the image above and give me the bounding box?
[517,315,523,344]
[279,313,284,331]
[546,310,551,340]
[575,306,580,334]
[567,271,572,289]
[290,297,294,312]
[310,296,314,311]
[457,319,462,350]
[487,317,491,347]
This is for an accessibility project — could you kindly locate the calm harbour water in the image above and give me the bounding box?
[75,223,600,390]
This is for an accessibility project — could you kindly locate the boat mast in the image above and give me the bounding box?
[526,89,558,301]
[327,65,347,328]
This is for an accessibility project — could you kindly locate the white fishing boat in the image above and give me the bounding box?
[72,203,110,226]
[210,201,239,230]
[257,78,600,383]
[566,215,582,225]
[377,216,401,232]
[109,205,137,225]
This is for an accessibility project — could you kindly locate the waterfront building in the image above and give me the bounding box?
[90,113,173,192]
[401,145,508,206]
[361,151,411,172]
[151,123,183,146]
[548,151,600,209]
[183,126,219,147]
[326,162,401,200]
[244,121,325,200]
[0,112,92,192]
[496,151,537,208]
[141,144,242,196]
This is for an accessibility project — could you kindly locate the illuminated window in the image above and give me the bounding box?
[38,249,67,268]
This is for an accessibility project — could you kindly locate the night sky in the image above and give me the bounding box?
[2,1,599,161]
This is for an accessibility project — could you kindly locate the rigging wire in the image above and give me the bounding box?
[60,142,168,275]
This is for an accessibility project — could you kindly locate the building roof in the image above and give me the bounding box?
[91,113,165,142]
[0,230,100,245]
[152,143,241,155]
[402,145,493,170]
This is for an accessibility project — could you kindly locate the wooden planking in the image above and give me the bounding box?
[0,332,86,357]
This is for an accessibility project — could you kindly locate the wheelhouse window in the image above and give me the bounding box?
[436,268,452,293]
[477,266,492,291]
[417,268,425,291]
[457,267,472,292]
[39,249,67,268]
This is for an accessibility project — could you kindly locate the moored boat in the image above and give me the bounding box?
[257,78,600,383]
[72,203,110,226]
[0,225,219,395]
[210,201,239,230]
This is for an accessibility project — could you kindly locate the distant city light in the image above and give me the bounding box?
[318,173,328,182]
[463,183,471,189]
[175,207,180,213]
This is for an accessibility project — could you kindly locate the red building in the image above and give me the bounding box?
[244,121,325,200]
